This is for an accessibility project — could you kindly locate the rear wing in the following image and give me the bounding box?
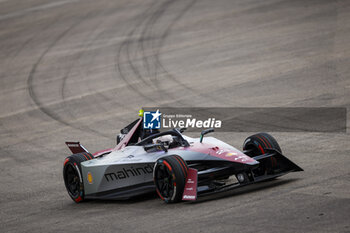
[65,117,143,155]
[65,142,89,154]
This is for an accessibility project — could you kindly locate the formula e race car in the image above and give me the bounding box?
[63,117,303,203]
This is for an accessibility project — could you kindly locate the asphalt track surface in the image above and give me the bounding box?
[1,0,349,232]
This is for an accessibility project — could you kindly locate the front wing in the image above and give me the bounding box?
[182,149,303,201]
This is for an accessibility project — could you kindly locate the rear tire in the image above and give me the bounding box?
[153,155,188,203]
[63,152,94,203]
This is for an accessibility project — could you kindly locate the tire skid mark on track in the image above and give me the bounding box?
[151,0,233,106]
[149,0,197,90]
[116,0,231,107]
[137,0,230,106]
[59,7,131,136]
[116,38,159,103]
[115,0,193,106]
[0,15,71,151]
[138,0,188,104]
[147,0,219,106]
[138,0,175,85]
[0,17,58,101]
[26,11,111,139]
[115,1,161,104]
[7,22,54,63]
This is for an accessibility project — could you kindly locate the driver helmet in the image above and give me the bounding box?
[152,135,173,148]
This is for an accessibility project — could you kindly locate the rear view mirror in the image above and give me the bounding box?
[200,128,214,143]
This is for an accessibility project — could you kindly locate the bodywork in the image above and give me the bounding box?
[66,118,302,201]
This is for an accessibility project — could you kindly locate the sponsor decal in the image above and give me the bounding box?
[104,164,153,182]
[225,152,238,157]
[182,168,198,201]
[183,195,196,199]
[216,149,225,155]
[216,149,237,156]
[87,172,93,184]
[233,155,251,162]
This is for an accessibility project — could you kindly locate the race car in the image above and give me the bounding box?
[63,117,303,203]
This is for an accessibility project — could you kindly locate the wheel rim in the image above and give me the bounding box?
[155,163,174,199]
[245,144,263,156]
[64,164,80,198]
[245,144,276,175]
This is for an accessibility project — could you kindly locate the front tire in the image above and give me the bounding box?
[243,132,281,156]
[243,133,281,175]
[153,155,188,203]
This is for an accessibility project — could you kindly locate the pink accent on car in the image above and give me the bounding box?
[113,118,143,151]
[182,168,198,201]
[91,118,142,156]
[182,142,256,164]
[92,148,114,157]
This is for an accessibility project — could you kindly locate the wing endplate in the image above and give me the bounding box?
[65,141,89,154]
[182,168,198,201]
